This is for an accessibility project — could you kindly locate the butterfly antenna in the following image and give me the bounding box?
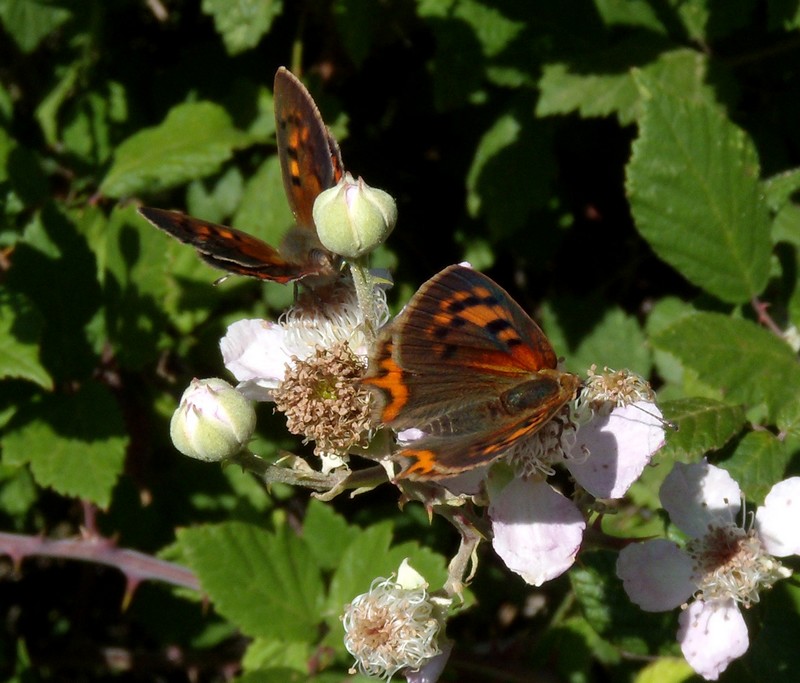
[214,274,231,286]
[634,403,678,431]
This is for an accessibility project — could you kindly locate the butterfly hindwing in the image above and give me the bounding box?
[364,265,581,481]
[138,207,308,283]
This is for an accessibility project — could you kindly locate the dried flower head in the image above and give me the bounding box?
[272,342,373,457]
[342,566,442,680]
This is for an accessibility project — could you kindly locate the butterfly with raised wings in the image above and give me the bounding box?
[139,67,344,284]
[364,265,581,480]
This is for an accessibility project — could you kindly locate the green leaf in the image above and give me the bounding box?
[100,102,250,198]
[529,617,596,681]
[7,205,103,381]
[2,381,127,507]
[570,551,677,655]
[645,297,701,388]
[652,313,800,432]
[334,0,382,67]
[634,658,694,683]
[721,431,795,504]
[626,74,771,303]
[0,0,71,53]
[772,201,800,249]
[233,154,294,245]
[466,110,554,239]
[762,166,800,212]
[0,462,37,518]
[302,499,359,571]
[186,166,244,225]
[0,289,52,389]
[177,522,324,640]
[201,0,282,55]
[572,307,651,377]
[416,0,487,110]
[537,59,639,123]
[659,397,746,460]
[593,0,667,32]
[542,302,651,378]
[451,0,524,57]
[98,205,176,370]
[538,48,728,126]
[750,583,800,681]
[242,639,311,673]
[35,60,81,147]
[769,0,800,30]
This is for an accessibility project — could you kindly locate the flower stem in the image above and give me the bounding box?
[348,257,378,341]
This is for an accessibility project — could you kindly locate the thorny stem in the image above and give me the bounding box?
[751,296,785,337]
[0,532,200,596]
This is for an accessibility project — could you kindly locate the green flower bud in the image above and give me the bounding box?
[170,378,256,462]
[313,172,397,259]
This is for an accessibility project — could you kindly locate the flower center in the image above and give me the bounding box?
[687,523,789,607]
[506,403,577,477]
[273,342,372,456]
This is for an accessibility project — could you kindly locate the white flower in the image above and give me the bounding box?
[487,370,665,586]
[220,280,388,401]
[616,461,798,680]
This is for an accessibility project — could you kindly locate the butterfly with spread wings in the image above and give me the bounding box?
[139,67,344,284]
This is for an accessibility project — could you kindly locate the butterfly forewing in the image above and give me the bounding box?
[274,67,344,230]
[396,265,559,376]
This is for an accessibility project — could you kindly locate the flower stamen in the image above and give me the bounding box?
[273,342,372,457]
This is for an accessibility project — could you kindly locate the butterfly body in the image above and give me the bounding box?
[139,67,343,284]
[365,265,580,480]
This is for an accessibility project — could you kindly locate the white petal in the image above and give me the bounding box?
[397,428,426,444]
[567,401,665,498]
[234,379,277,402]
[220,319,291,386]
[677,599,748,680]
[755,476,800,557]
[489,479,585,586]
[660,462,741,538]
[616,539,695,611]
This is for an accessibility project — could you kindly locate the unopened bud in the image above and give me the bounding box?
[170,378,256,462]
[313,172,397,258]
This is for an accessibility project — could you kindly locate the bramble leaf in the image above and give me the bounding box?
[627,75,771,303]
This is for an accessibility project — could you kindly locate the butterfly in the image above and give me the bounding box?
[364,264,581,480]
[138,67,344,284]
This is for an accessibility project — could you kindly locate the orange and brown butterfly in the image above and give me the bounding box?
[363,264,581,481]
[138,67,344,284]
